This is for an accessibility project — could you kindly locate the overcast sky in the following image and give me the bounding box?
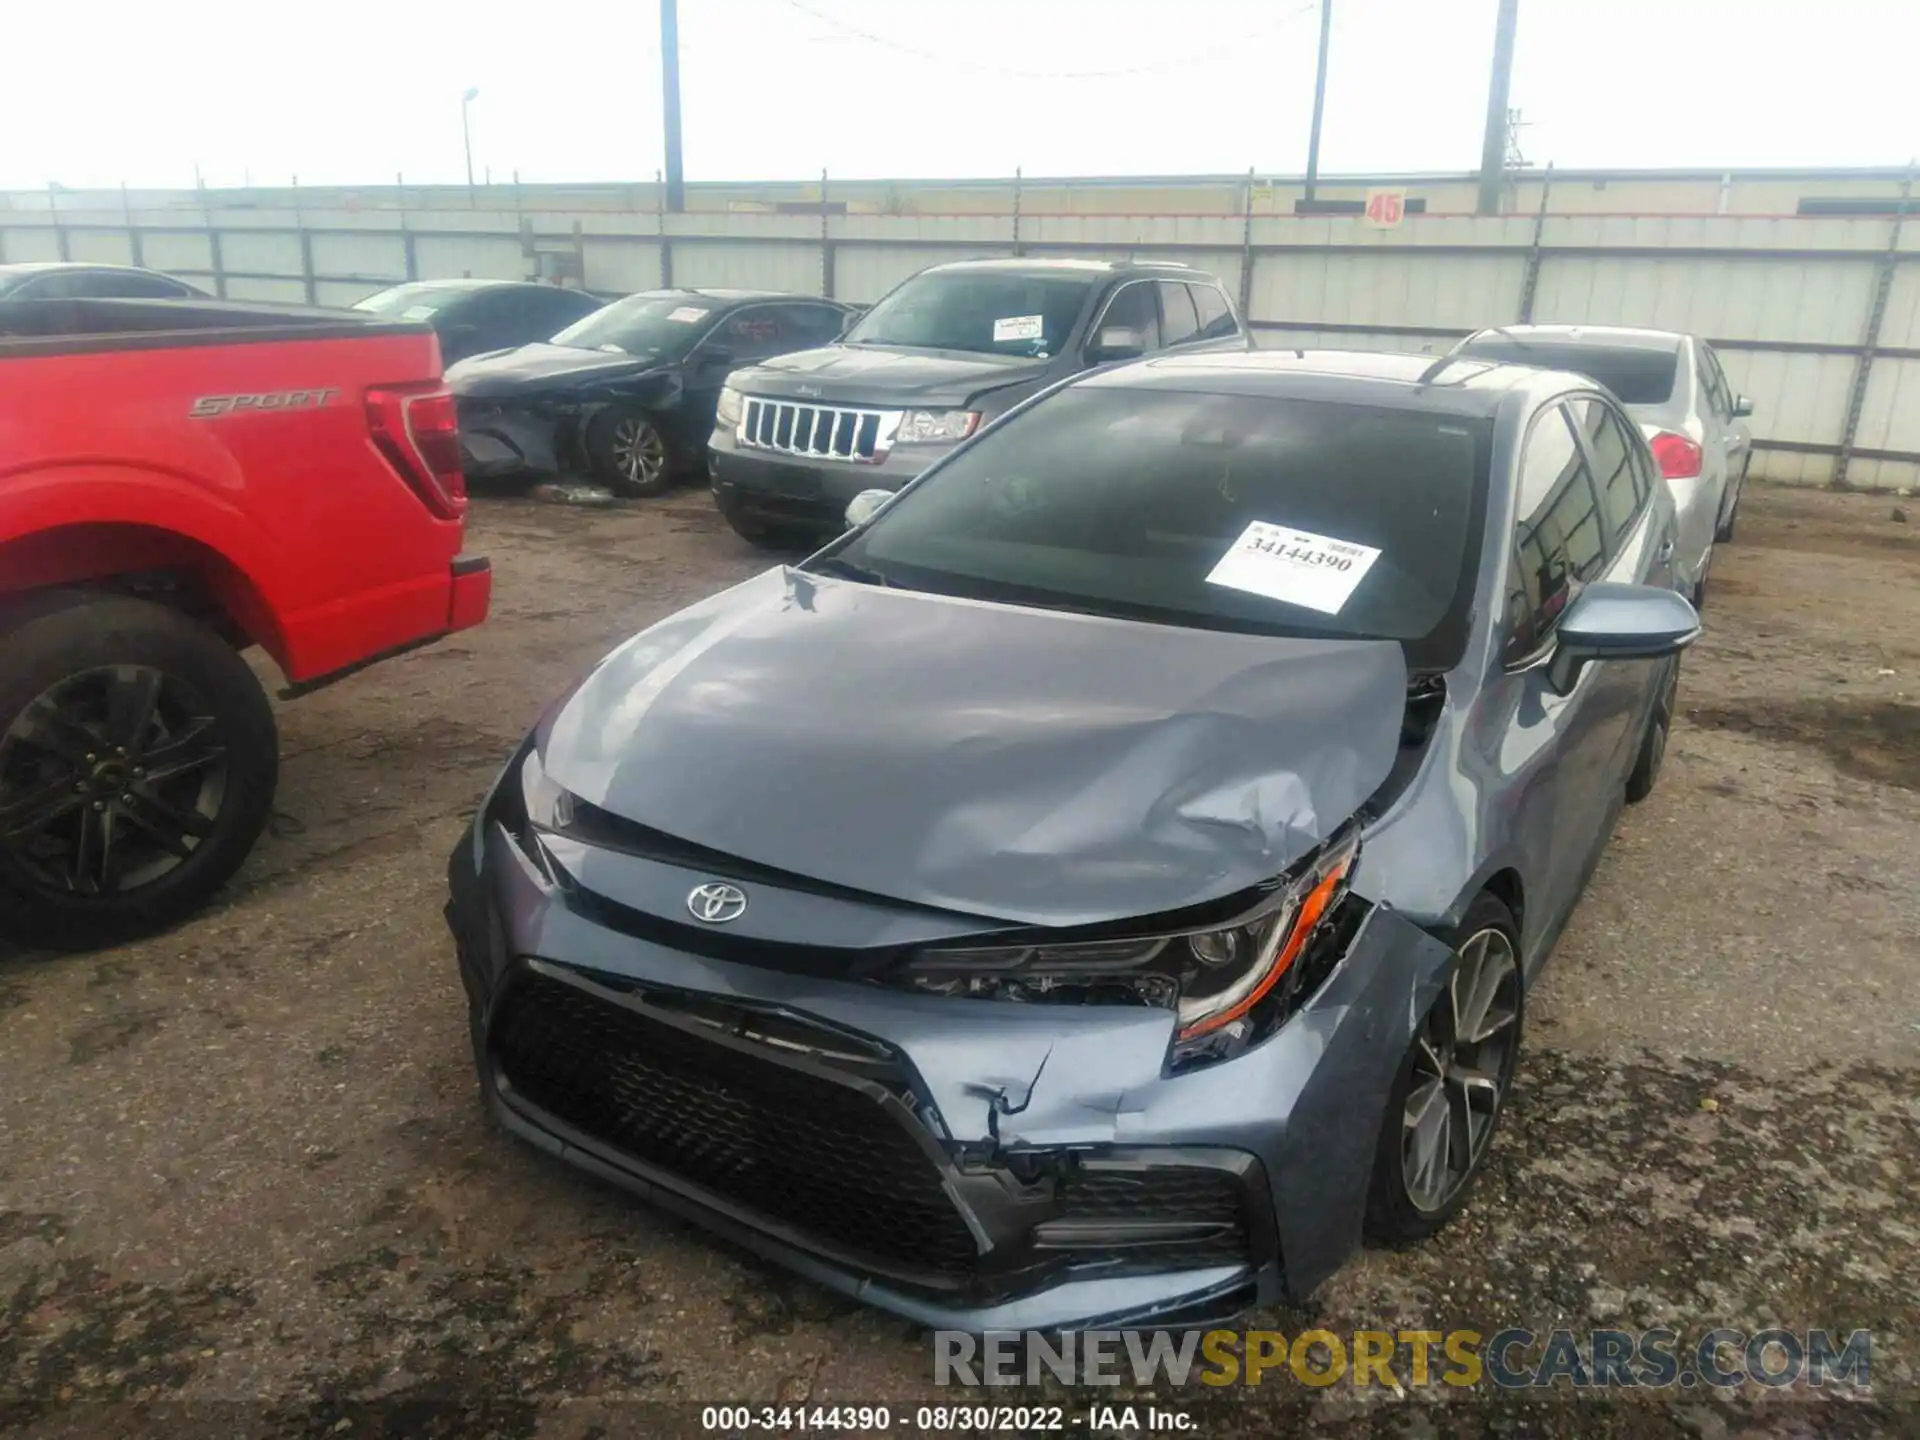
[4,0,1916,190]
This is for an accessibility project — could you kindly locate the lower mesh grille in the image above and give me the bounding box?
[490,969,980,1277]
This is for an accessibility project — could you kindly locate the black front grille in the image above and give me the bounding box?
[1054,1165,1250,1269]
[491,968,981,1278]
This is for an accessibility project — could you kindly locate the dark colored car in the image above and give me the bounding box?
[0,262,204,301]
[446,289,854,496]
[446,348,1699,1331]
[706,257,1249,546]
[353,280,605,367]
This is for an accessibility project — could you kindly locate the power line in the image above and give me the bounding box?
[777,0,1320,81]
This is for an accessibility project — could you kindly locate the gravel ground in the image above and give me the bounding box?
[1,484,1915,1438]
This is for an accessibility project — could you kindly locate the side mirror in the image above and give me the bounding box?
[697,345,735,369]
[844,488,894,529]
[1732,394,1753,418]
[1547,582,1700,695]
[1087,326,1146,365]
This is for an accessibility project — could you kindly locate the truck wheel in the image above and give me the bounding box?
[586,407,675,497]
[0,594,278,950]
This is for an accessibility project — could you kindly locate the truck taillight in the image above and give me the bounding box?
[1647,430,1703,480]
[366,385,468,519]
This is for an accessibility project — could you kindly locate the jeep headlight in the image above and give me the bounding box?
[896,409,980,445]
[716,384,745,427]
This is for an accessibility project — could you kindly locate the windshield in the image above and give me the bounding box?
[821,387,1489,669]
[353,284,475,318]
[1458,338,1679,406]
[549,293,715,357]
[842,272,1094,358]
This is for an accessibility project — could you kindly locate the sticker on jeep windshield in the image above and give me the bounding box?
[189,389,340,418]
[666,306,710,323]
[992,314,1045,343]
[1205,520,1382,615]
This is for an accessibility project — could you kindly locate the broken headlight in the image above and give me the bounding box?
[899,824,1363,1065]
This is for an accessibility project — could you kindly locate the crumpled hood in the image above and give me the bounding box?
[538,569,1407,927]
[447,343,663,397]
[730,345,1050,408]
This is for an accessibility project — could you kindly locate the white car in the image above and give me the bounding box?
[1453,325,1752,607]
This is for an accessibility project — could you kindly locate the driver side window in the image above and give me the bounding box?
[1091,282,1160,354]
[1504,403,1604,666]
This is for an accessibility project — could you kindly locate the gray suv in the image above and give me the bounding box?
[706,258,1250,546]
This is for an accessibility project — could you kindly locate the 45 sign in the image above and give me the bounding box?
[1364,189,1407,229]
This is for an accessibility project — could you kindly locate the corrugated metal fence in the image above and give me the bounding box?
[4,194,1917,491]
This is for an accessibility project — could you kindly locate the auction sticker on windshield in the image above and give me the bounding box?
[667,306,710,323]
[992,314,1045,343]
[1205,521,1382,615]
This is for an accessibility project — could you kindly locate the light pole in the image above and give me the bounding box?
[461,86,480,193]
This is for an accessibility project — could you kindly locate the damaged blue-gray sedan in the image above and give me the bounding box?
[446,348,1700,1331]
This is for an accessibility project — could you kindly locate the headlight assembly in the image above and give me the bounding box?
[898,823,1364,1069]
[716,384,745,427]
[896,409,980,445]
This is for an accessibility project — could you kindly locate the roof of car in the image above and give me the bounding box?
[924,257,1197,277]
[0,262,169,276]
[1463,324,1686,352]
[1079,347,1567,416]
[619,287,827,304]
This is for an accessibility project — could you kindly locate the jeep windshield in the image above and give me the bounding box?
[550,294,714,358]
[841,272,1094,358]
[819,386,1490,670]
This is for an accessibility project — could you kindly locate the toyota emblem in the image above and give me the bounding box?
[686,881,748,924]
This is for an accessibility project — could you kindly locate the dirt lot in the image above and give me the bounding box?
[2,484,1916,1437]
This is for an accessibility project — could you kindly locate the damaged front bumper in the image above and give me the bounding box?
[445,796,1454,1333]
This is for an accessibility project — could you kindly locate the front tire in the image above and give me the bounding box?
[0,594,278,950]
[586,407,675,497]
[1364,892,1524,1245]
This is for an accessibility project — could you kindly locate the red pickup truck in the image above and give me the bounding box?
[0,297,491,949]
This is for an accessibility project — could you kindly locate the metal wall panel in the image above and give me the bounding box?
[832,244,1011,302]
[1715,349,1855,452]
[216,230,304,277]
[66,230,137,265]
[411,234,525,280]
[139,231,214,272]
[313,279,383,309]
[1852,355,1920,455]
[221,276,308,303]
[1250,251,1522,330]
[1532,256,1874,343]
[309,231,407,282]
[1873,262,1920,349]
[0,225,62,261]
[669,240,820,295]
[582,238,663,294]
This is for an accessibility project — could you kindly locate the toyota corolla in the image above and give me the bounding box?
[446,349,1699,1331]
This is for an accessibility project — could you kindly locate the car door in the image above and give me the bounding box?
[1568,393,1667,783]
[1688,340,1738,532]
[1700,340,1750,495]
[1494,398,1622,936]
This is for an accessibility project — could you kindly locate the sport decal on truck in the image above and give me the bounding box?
[189,388,340,418]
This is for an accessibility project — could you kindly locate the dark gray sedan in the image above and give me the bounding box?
[446,348,1699,1331]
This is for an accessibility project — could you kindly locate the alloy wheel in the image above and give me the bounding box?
[612,417,667,489]
[1401,926,1521,1213]
[0,665,229,896]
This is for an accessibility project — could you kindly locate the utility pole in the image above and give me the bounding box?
[1303,0,1333,204]
[1476,0,1520,215]
[462,87,480,195]
[661,0,686,212]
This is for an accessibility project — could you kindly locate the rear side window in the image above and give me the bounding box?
[1157,281,1200,346]
[1697,344,1733,420]
[1570,397,1645,547]
[1506,403,1606,664]
[1460,338,1679,406]
[1190,284,1239,340]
